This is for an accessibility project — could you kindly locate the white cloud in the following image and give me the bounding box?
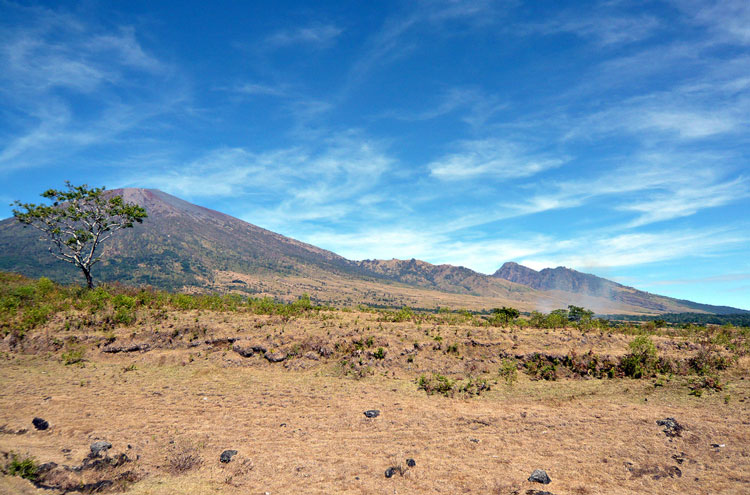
[675,0,750,45]
[428,139,566,180]
[266,23,342,48]
[535,12,660,46]
[520,229,748,271]
[0,5,180,172]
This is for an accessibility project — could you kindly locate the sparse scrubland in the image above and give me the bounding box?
[1,272,748,494]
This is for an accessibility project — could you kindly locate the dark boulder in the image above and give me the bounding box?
[265,351,287,363]
[406,458,416,467]
[90,440,112,457]
[363,410,380,418]
[32,417,49,430]
[528,469,551,484]
[220,450,238,463]
[656,418,684,437]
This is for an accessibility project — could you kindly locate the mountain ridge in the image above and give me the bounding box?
[0,187,745,315]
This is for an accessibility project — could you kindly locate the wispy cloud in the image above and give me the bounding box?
[428,139,566,180]
[533,10,660,46]
[0,4,182,172]
[265,23,342,48]
[131,131,395,228]
[507,152,748,227]
[675,0,750,45]
[519,229,748,272]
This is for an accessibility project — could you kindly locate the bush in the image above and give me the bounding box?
[5,452,38,481]
[166,440,203,474]
[417,373,490,397]
[621,335,658,378]
[61,344,85,365]
[499,358,518,385]
[373,347,386,359]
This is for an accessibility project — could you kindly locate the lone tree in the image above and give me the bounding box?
[12,182,147,289]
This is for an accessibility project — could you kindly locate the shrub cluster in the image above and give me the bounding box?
[417,373,491,397]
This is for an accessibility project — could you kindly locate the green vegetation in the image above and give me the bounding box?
[499,358,518,385]
[4,452,39,481]
[0,272,327,338]
[417,373,491,398]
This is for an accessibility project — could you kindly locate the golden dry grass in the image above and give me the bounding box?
[1,309,748,494]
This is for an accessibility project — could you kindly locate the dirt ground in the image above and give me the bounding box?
[1,310,748,494]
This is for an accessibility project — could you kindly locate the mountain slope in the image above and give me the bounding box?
[493,262,744,315]
[0,188,365,290]
[0,188,744,314]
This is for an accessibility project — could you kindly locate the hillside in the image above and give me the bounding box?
[0,188,744,315]
[0,274,748,495]
[493,262,745,315]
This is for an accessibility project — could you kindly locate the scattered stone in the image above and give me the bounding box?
[264,351,287,363]
[385,467,397,478]
[672,452,686,464]
[90,440,112,457]
[656,418,684,438]
[220,450,238,463]
[528,469,551,484]
[303,351,320,361]
[364,410,380,418]
[232,343,254,357]
[525,491,554,495]
[32,417,49,430]
[251,343,268,354]
[710,443,725,448]
[102,343,149,353]
[406,458,416,467]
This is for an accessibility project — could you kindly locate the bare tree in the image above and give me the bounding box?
[12,182,147,288]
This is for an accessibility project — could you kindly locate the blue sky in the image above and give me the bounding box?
[1,0,749,309]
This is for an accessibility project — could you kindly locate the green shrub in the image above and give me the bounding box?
[5,452,38,481]
[499,358,518,385]
[622,335,658,378]
[417,373,455,396]
[373,347,386,359]
[61,345,85,365]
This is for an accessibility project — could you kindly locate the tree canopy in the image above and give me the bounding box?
[13,182,147,288]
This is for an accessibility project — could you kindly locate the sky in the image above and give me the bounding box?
[0,0,748,310]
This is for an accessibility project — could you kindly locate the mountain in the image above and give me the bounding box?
[0,188,365,290]
[0,188,744,315]
[493,262,744,315]
[355,258,534,298]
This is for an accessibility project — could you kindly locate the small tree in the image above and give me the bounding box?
[12,182,147,289]
[491,306,520,326]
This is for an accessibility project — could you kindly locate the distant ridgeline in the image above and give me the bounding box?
[603,312,750,326]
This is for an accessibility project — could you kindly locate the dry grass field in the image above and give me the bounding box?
[1,302,749,495]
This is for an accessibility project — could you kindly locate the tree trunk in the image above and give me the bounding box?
[81,266,94,289]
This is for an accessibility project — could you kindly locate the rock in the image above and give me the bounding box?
[406,458,416,467]
[525,491,554,495]
[251,343,268,354]
[385,467,397,478]
[92,441,114,457]
[32,417,49,430]
[363,410,380,418]
[528,469,551,484]
[264,351,287,363]
[102,343,149,353]
[656,418,684,437]
[232,343,254,357]
[220,450,238,463]
[90,440,112,457]
[303,351,320,361]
